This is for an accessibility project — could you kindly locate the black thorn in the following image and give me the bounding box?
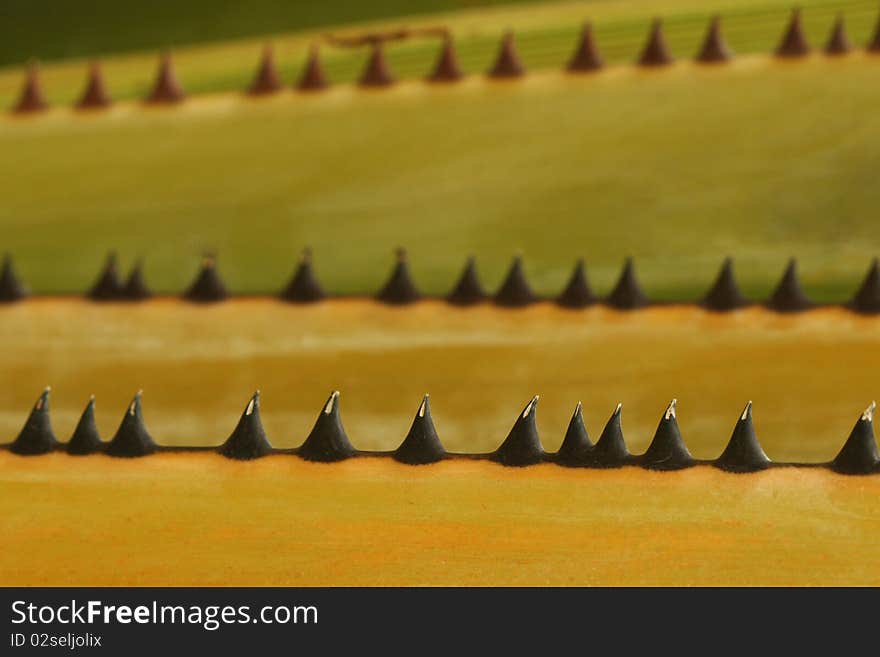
[359,43,395,87]
[0,254,28,302]
[394,395,446,464]
[696,14,733,63]
[825,14,852,55]
[297,45,330,91]
[377,248,421,305]
[640,399,694,470]
[67,396,103,455]
[77,61,112,109]
[88,252,124,301]
[556,258,597,308]
[494,255,537,307]
[184,254,228,303]
[14,60,48,113]
[248,45,283,95]
[492,396,544,466]
[428,35,465,82]
[703,257,749,311]
[488,30,526,78]
[567,22,604,72]
[606,257,648,309]
[589,403,630,467]
[280,248,326,303]
[555,402,594,466]
[105,391,157,457]
[219,392,272,460]
[447,256,487,305]
[849,258,880,314]
[10,388,57,455]
[870,9,880,52]
[832,402,879,474]
[122,260,152,301]
[714,402,771,472]
[146,51,186,104]
[776,7,810,58]
[766,258,812,312]
[298,391,356,462]
[638,18,674,66]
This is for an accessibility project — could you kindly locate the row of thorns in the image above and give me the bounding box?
[1,250,880,313]
[4,388,879,475]
[10,9,880,113]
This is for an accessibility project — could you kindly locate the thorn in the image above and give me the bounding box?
[76,61,112,110]
[696,14,733,63]
[298,391,356,462]
[703,257,749,311]
[869,9,880,52]
[183,254,229,303]
[556,258,597,308]
[641,399,694,471]
[832,401,880,474]
[492,396,544,466]
[494,255,537,307]
[377,248,421,305]
[76,61,112,109]
[567,22,604,72]
[359,42,395,87]
[776,8,811,58]
[428,35,464,82]
[146,51,186,104]
[11,388,58,455]
[556,401,594,467]
[297,44,330,91]
[13,60,48,114]
[766,258,812,312]
[106,391,156,457]
[447,256,487,305]
[589,403,630,466]
[394,395,446,464]
[488,30,526,78]
[67,396,103,455]
[825,14,852,55]
[88,252,124,301]
[248,44,283,95]
[122,259,152,301]
[638,18,674,67]
[849,258,880,314]
[714,402,771,472]
[0,254,29,302]
[606,257,648,309]
[219,391,272,460]
[280,248,326,303]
